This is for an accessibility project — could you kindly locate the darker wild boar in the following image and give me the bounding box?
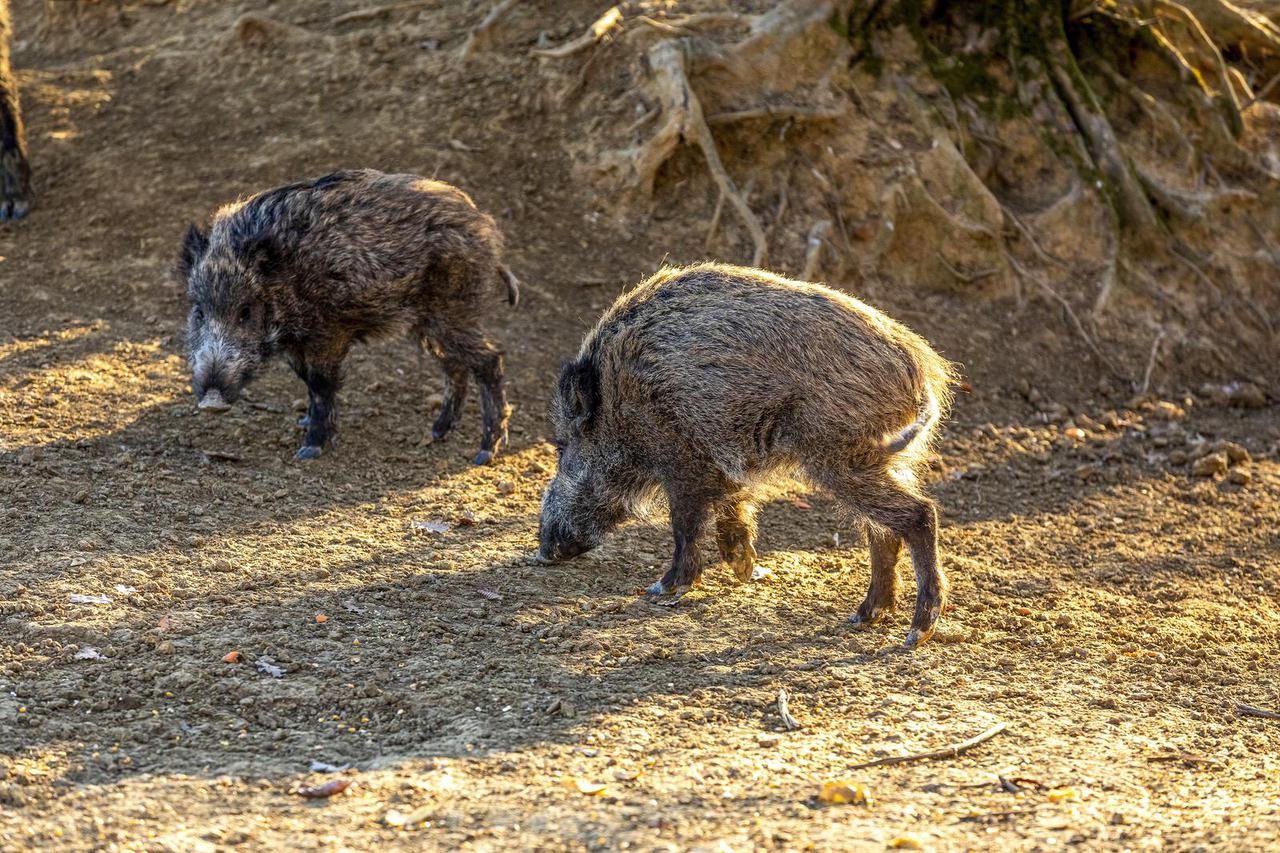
[180,169,519,464]
[537,263,958,647]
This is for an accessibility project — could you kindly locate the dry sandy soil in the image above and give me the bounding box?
[1,1,1278,850]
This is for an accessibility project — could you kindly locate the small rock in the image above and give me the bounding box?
[1192,453,1228,478]
[756,732,782,747]
[1150,400,1185,420]
[1168,450,1187,465]
[1226,382,1268,409]
[291,398,308,413]
[1213,441,1251,466]
[1227,468,1252,486]
[496,480,517,495]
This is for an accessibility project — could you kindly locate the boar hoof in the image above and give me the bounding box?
[849,606,891,627]
[473,449,494,466]
[295,445,324,460]
[903,625,936,649]
[644,579,670,596]
[655,586,692,607]
[297,415,311,428]
[431,425,450,441]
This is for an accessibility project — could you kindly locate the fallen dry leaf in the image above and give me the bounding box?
[570,778,607,796]
[455,510,477,526]
[818,780,870,805]
[889,834,925,849]
[315,614,329,623]
[223,650,243,664]
[792,498,811,509]
[295,778,352,799]
[612,767,642,782]
[1046,786,1078,803]
[385,803,433,827]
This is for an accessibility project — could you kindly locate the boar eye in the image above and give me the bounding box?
[237,304,253,325]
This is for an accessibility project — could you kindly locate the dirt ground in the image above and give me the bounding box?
[2,1,1279,850]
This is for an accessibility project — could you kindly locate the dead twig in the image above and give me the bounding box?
[704,188,726,251]
[1244,67,1280,108]
[459,0,519,59]
[936,253,1002,285]
[706,104,847,125]
[532,6,621,58]
[777,688,801,731]
[1140,328,1166,394]
[1237,703,1280,720]
[850,721,1008,770]
[328,1,437,26]
[1006,255,1116,372]
[800,220,831,281]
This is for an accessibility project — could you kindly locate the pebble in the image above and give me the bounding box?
[1227,468,1252,486]
[756,732,781,747]
[1192,453,1228,478]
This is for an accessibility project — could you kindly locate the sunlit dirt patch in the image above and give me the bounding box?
[0,333,185,447]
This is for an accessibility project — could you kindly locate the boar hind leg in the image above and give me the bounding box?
[850,524,901,626]
[1,16,33,221]
[824,469,945,648]
[715,498,758,583]
[433,327,508,465]
[430,357,470,443]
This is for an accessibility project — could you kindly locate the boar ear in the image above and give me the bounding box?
[241,235,284,279]
[557,357,598,432]
[178,223,209,278]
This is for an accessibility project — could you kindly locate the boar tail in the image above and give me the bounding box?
[499,265,520,307]
[884,387,942,454]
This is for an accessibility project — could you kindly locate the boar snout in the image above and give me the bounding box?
[536,511,593,564]
[197,388,232,414]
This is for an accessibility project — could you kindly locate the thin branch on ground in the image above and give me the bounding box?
[1237,703,1280,720]
[850,721,1009,770]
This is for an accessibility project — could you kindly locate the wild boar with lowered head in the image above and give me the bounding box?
[180,169,518,464]
[537,263,958,647]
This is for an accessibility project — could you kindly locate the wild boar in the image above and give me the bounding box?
[180,169,519,464]
[1,0,33,220]
[537,263,958,647]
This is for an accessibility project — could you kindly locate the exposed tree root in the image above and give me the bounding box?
[643,41,768,266]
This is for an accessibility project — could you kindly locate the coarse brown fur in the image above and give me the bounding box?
[180,168,518,464]
[0,0,32,220]
[538,263,959,647]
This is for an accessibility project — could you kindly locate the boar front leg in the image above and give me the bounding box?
[647,483,723,602]
[715,498,758,583]
[294,347,348,460]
